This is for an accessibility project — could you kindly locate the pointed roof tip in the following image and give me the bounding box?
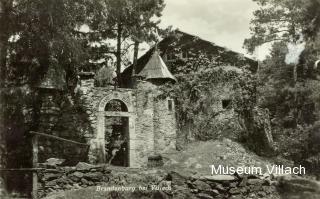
[137,50,177,82]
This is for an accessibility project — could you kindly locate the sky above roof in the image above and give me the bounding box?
[158,0,269,60]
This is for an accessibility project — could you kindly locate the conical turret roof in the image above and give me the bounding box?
[137,50,176,82]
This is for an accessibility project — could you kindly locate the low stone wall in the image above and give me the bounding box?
[37,162,281,199]
[37,163,111,198]
[169,172,279,199]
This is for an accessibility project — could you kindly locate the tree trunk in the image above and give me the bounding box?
[0,0,12,193]
[0,0,12,87]
[131,41,139,87]
[293,64,297,86]
[116,23,122,88]
[293,64,298,124]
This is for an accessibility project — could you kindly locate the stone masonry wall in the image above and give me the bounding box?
[207,81,241,139]
[154,96,176,153]
[37,162,111,198]
[135,80,177,164]
[134,81,156,166]
[76,79,136,164]
[37,162,283,199]
[76,78,177,167]
[37,90,93,164]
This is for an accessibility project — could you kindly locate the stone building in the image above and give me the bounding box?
[120,31,258,141]
[36,31,258,167]
[72,49,177,167]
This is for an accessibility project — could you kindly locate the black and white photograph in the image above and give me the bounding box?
[0,0,320,198]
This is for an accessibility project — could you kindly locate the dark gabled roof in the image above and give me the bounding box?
[120,30,258,87]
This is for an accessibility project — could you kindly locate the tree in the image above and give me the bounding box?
[0,0,13,86]
[245,0,320,164]
[244,0,306,96]
[244,0,320,52]
[88,0,165,86]
[1,0,98,87]
[300,0,320,40]
[0,1,101,194]
[245,0,320,120]
[256,41,320,161]
[244,0,305,53]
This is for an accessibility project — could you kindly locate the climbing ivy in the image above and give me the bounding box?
[159,53,248,144]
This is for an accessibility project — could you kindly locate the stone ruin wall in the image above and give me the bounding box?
[153,92,176,153]
[135,81,176,160]
[35,76,177,167]
[37,162,320,199]
[208,81,240,139]
[76,78,136,165]
[37,90,94,164]
[76,78,177,167]
[36,162,289,199]
[34,69,249,166]
[180,80,241,143]
[133,81,155,166]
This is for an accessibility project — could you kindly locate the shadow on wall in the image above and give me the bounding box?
[0,86,96,197]
[0,86,35,198]
[37,90,95,166]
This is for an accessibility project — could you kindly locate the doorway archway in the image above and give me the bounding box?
[96,92,137,167]
[104,99,129,166]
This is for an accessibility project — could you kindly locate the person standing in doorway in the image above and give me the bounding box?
[108,132,126,165]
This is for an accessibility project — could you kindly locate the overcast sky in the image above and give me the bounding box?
[158,0,269,60]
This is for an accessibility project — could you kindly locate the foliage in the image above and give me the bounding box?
[244,0,320,166]
[1,0,98,87]
[85,0,165,84]
[159,51,244,142]
[94,66,114,86]
[0,0,99,176]
[0,86,35,193]
[244,0,320,53]
[233,69,258,115]
[0,2,100,188]
[232,68,276,155]
[244,0,304,53]
[252,39,320,161]
[300,0,320,39]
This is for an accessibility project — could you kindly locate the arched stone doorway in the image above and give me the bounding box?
[104,99,129,166]
[96,92,137,167]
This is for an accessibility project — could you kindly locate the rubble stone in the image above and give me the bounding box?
[37,167,282,199]
[200,175,237,182]
[193,180,211,191]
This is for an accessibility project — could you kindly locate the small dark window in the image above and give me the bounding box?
[168,99,173,111]
[222,99,231,109]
